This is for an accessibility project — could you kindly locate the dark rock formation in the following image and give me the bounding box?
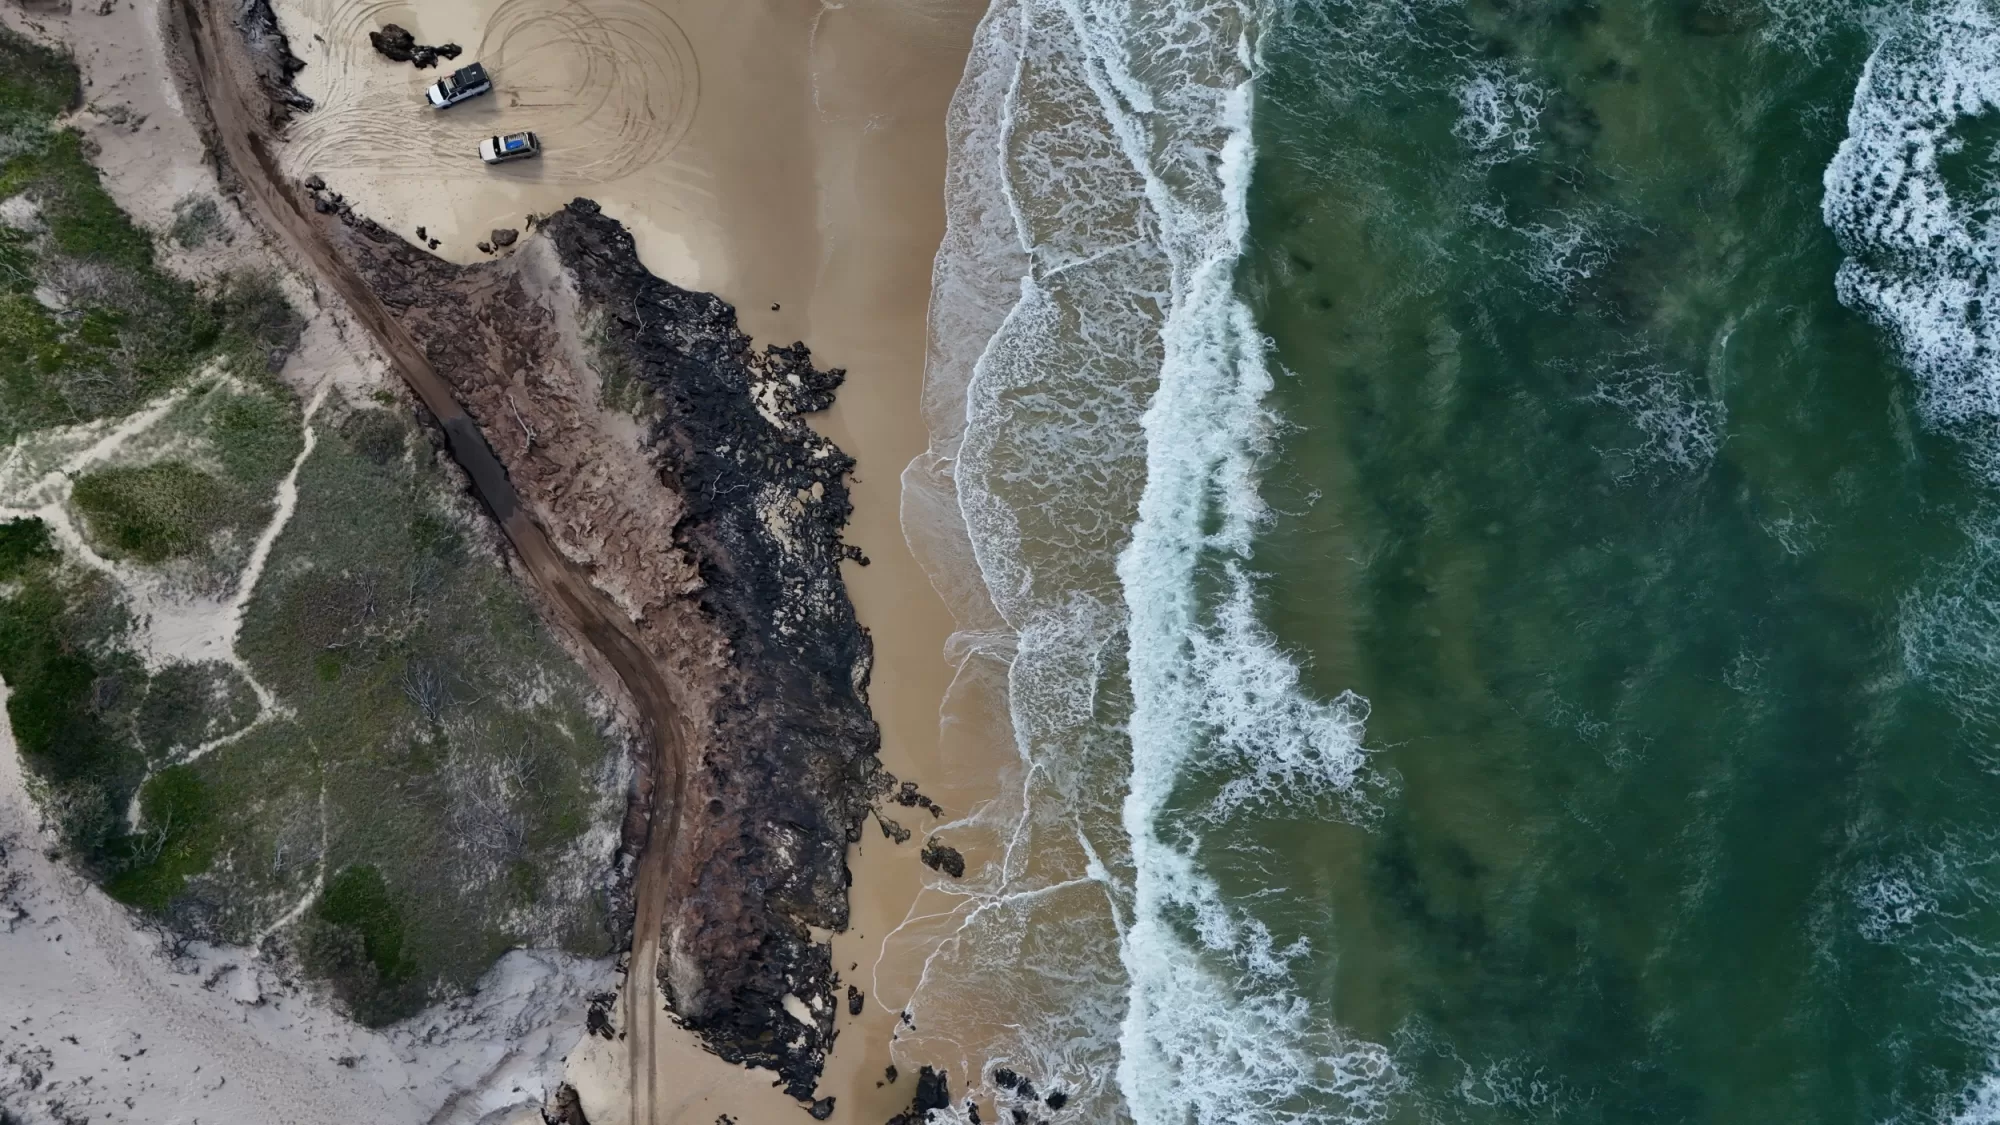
[809,1097,835,1120]
[323,199,884,1099]
[235,0,312,122]
[885,1066,952,1125]
[847,984,864,1016]
[367,23,414,59]
[585,990,617,1039]
[920,838,965,879]
[875,811,911,844]
[543,1083,592,1125]
[492,227,518,248]
[368,23,461,69]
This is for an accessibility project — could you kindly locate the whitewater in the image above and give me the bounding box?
[899,0,1395,1120]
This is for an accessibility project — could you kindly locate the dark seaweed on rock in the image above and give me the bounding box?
[233,0,313,122]
[546,200,880,1093]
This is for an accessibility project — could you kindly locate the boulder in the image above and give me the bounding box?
[367,23,416,62]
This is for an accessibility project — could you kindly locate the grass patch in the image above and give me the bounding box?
[207,397,622,1023]
[0,28,302,446]
[134,659,256,761]
[71,460,232,563]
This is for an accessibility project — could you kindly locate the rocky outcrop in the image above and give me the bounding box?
[319,198,883,1099]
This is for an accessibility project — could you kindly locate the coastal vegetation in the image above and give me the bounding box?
[0,28,622,1025]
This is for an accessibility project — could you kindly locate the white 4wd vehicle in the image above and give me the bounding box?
[479,131,541,164]
[426,63,491,108]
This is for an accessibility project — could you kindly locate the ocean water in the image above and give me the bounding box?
[902,0,2000,1120]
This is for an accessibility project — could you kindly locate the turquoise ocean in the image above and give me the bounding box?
[899,0,2000,1120]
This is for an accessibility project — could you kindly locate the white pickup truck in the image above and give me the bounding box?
[426,63,491,109]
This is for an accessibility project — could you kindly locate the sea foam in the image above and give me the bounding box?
[899,0,1397,1120]
[1827,5,2000,1119]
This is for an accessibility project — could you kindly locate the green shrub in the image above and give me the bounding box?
[104,765,218,910]
[304,864,427,1024]
[0,517,55,578]
[168,194,222,249]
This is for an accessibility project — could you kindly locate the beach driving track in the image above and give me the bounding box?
[284,0,699,186]
[167,2,687,1121]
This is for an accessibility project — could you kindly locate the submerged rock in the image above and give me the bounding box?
[885,1066,952,1125]
[920,838,965,879]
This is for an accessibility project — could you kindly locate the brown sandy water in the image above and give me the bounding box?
[267,0,1001,1120]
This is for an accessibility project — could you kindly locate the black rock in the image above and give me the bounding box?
[847,985,864,1016]
[876,813,910,844]
[491,227,519,248]
[304,173,325,191]
[920,838,965,879]
[238,0,313,123]
[477,241,493,254]
[886,1066,952,1125]
[368,23,416,62]
[808,1097,834,1120]
[885,1065,898,1084]
[1044,1091,1067,1110]
[993,1068,1018,1090]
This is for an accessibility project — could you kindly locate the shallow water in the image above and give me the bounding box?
[905,0,2000,1120]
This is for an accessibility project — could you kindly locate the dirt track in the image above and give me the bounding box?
[164,2,688,1119]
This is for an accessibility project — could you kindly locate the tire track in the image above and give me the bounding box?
[284,0,697,186]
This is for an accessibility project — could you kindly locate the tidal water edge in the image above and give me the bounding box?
[905,1,2000,1121]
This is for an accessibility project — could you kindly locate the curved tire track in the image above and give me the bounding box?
[284,0,697,186]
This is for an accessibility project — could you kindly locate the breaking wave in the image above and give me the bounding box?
[899,0,1394,1120]
[1828,4,2000,1119]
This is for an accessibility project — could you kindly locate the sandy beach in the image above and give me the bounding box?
[269,0,994,1120]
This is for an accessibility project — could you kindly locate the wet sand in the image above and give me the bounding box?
[269,0,993,1120]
